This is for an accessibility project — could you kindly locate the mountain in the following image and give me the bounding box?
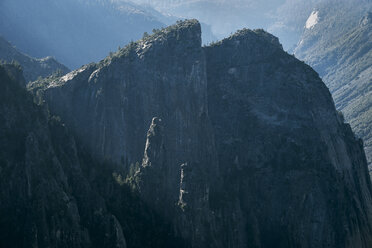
[129,0,371,50]
[0,63,127,247]
[294,1,372,171]
[0,36,69,83]
[205,27,372,247]
[0,63,186,248]
[0,0,166,69]
[128,0,324,50]
[130,0,284,40]
[26,20,372,247]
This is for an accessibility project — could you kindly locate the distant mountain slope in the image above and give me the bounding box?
[130,0,371,50]
[128,0,327,50]
[131,0,285,40]
[294,1,372,170]
[0,36,69,83]
[0,0,165,69]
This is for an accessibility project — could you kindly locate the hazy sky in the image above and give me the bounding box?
[128,0,322,49]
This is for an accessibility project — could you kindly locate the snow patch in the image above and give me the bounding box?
[305,11,319,29]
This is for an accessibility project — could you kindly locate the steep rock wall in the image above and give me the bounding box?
[30,20,372,248]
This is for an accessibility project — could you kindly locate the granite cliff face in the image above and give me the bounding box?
[32,20,219,247]
[294,3,372,170]
[24,20,372,247]
[1,64,186,248]
[205,29,372,247]
[0,64,127,248]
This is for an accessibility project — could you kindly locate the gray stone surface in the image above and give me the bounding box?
[206,28,372,247]
[0,64,127,248]
[26,20,372,247]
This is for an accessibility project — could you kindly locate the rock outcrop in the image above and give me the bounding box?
[0,64,185,248]
[33,20,219,247]
[0,64,127,248]
[205,28,372,247]
[26,20,372,247]
[294,3,372,170]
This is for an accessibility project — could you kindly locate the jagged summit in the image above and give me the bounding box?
[141,19,201,46]
[208,28,283,50]
[113,19,202,59]
[32,18,208,166]
[26,19,372,248]
[148,19,201,40]
[0,0,166,69]
[130,19,201,45]
[34,19,203,91]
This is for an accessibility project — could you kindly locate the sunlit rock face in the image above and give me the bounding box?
[28,20,372,248]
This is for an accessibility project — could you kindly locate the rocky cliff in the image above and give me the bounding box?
[294,3,372,170]
[23,20,372,247]
[205,28,372,247]
[0,64,127,247]
[32,20,219,247]
[0,64,185,248]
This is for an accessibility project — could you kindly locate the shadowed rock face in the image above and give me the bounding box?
[0,64,127,248]
[28,20,372,247]
[0,64,186,248]
[37,20,208,165]
[205,28,372,247]
[35,20,220,247]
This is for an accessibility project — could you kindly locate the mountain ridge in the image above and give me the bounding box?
[0,36,69,83]
[294,4,372,171]
[0,0,166,69]
[27,19,372,247]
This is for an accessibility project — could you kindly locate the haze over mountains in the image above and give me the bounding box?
[129,0,372,51]
[0,0,165,69]
[1,0,369,66]
[0,0,358,67]
[0,36,69,83]
[119,0,372,171]
[129,0,321,49]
